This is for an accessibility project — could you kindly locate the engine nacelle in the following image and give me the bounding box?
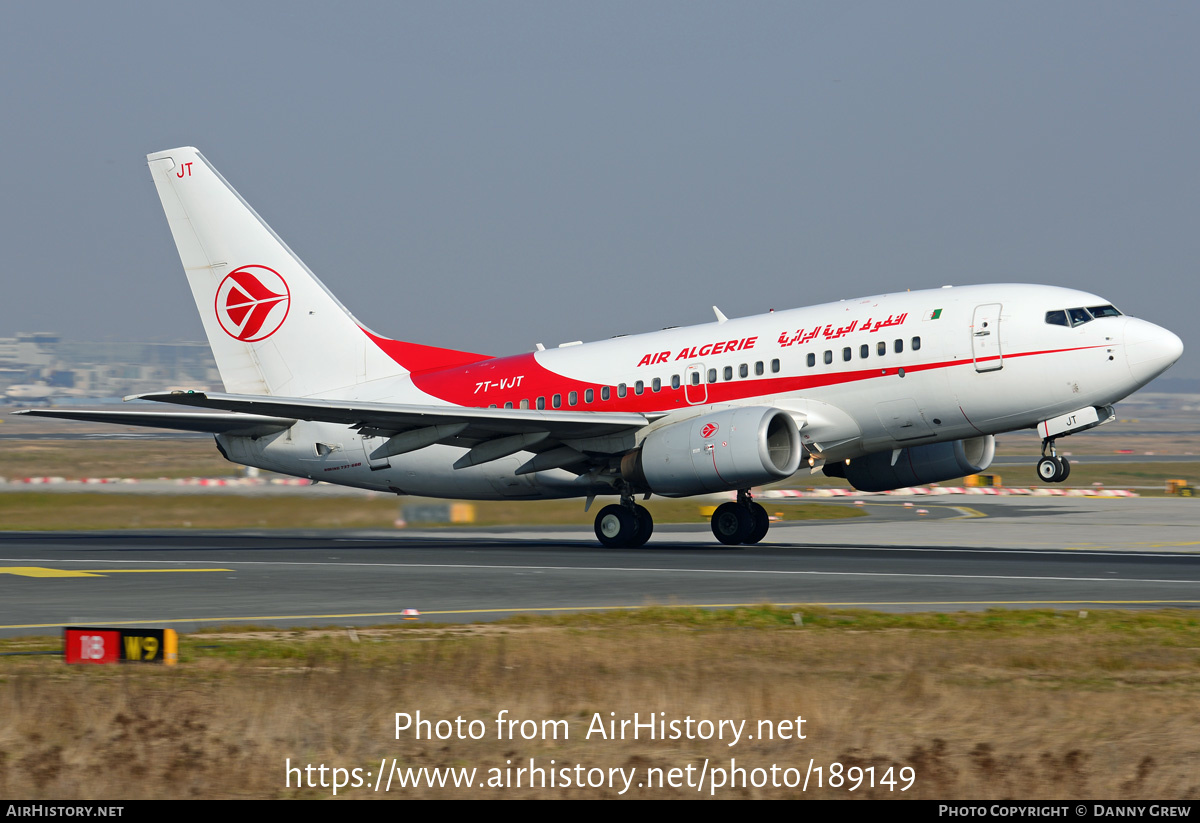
[826,435,995,492]
[622,406,803,496]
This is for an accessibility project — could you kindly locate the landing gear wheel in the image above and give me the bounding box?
[630,505,654,547]
[595,505,636,548]
[1057,457,1071,482]
[1037,456,1061,483]
[745,502,770,544]
[712,502,754,545]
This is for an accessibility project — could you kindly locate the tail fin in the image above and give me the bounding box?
[146,147,486,398]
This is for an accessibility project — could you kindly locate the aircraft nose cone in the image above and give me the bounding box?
[1124,318,1184,386]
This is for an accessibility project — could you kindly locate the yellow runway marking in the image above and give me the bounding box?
[0,567,104,578]
[0,567,231,578]
[3,600,1200,630]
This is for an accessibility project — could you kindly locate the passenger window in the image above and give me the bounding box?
[877,341,886,356]
[671,374,681,389]
[585,388,594,403]
[504,401,513,409]
[634,380,644,395]
[755,361,764,376]
[771,359,780,373]
[601,387,610,401]
[551,394,561,408]
[707,369,717,383]
[489,404,497,409]
[912,336,921,351]
[568,391,577,406]
[652,377,661,392]
[723,366,733,381]
[536,396,546,410]
[824,350,833,365]
[807,353,815,368]
[739,363,748,378]
[617,383,627,398]
[860,344,869,359]
[894,339,903,354]
[520,399,529,409]
[690,372,700,386]
[842,347,852,362]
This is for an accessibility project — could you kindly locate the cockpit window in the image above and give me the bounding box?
[1067,307,1093,327]
[1047,305,1120,328]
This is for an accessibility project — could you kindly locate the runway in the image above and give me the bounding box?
[1,497,1198,635]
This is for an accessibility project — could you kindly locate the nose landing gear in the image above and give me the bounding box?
[1036,439,1071,483]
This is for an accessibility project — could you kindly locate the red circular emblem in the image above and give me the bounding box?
[701,422,719,439]
[214,265,291,341]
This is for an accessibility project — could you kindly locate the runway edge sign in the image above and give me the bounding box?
[63,627,178,665]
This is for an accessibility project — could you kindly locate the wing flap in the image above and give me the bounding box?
[133,391,653,441]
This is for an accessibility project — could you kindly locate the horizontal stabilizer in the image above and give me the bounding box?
[13,408,295,436]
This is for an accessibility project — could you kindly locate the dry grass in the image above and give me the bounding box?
[0,492,401,530]
[996,420,1200,458]
[0,439,231,480]
[2,439,1190,496]
[2,439,1195,495]
[0,493,862,530]
[2,608,1198,799]
[953,461,1200,493]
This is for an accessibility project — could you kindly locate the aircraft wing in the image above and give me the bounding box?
[13,408,297,436]
[133,391,656,444]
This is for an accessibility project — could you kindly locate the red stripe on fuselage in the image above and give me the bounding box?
[407,344,1109,412]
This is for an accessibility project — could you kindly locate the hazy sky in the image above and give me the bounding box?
[2,2,1197,378]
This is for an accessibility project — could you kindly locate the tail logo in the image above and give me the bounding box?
[215,266,291,341]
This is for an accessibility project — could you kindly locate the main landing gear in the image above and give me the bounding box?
[592,489,770,548]
[710,490,770,546]
[594,498,654,548]
[1036,438,1071,483]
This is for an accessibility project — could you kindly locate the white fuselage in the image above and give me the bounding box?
[215,283,1182,499]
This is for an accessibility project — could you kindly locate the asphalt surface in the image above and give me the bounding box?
[1,497,1198,635]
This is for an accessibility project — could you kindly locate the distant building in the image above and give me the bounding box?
[0,332,218,398]
[0,332,60,369]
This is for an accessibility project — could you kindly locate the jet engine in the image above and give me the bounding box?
[621,406,803,496]
[824,435,995,492]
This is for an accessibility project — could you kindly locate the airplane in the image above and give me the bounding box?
[18,147,1185,547]
[4,383,66,403]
